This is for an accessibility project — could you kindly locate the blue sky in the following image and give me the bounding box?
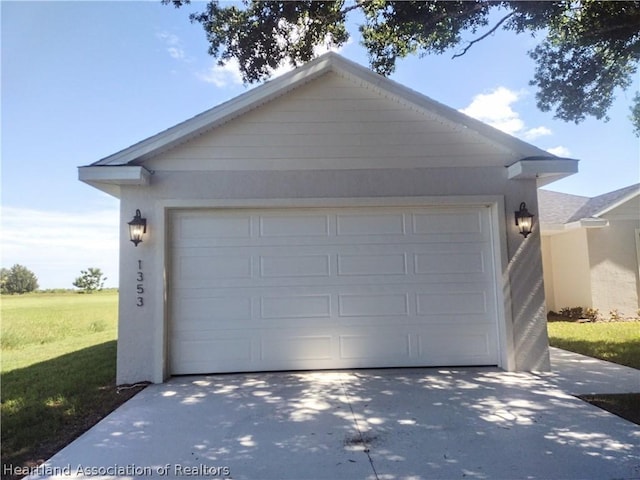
[2,1,639,289]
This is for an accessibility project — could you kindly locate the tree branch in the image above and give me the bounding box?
[452,11,515,59]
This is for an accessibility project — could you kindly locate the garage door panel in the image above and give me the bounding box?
[171,296,252,324]
[261,335,333,361]
[171,337,253,375]
[260,294,332,319]
[417,291,487,316]
[169,206,501,374]
[417,326,495,363]
[412,210,483,235]
[178,255,253,280]
[338,293,409,317]
[336,213,406,236]
[339,333,411,360]
[260,254,331,278]
[176,214,253,241]
[414,251,485,275]
[259,214,330,237]
[338,253,407,276]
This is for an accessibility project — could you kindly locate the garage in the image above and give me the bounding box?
[169,205,500,375]
[80,52,577,383]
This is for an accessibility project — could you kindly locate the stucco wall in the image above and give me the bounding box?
[544,229,592,312]
[541,197,640,318]
[117,191,167,384]
[115,168,549,384]
[588,207,640,315]
[540,236,556,311]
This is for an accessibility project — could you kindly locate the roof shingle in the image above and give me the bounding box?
[538,183,640,225]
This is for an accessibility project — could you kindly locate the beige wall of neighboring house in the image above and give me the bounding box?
[541,229,591,312]
[587,203,640,316]
[539,186,640,318]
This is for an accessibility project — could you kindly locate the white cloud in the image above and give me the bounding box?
[158,32,180,46]
[523,126,552,141]
[157,31,188,62]
[167,47,185,60]
[546,146,571,157]
[460,87,524,136]
[1,206,120,289]
[460,87,552,141]
[197,59,244,87]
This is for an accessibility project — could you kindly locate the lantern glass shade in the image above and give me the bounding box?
[128,209,147,246]
[515,202,534,238]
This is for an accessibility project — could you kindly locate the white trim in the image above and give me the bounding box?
[78,165,152,184]
[488,198,516,370]
[153,206,168,384]
[593,190,640,218]
[574,218,609,229]
[158,195,514,376]
[157,195,503,210]
[78,166,152,198]
[540,224,569,236]
[507,158,579,186]
[542,218,609,235]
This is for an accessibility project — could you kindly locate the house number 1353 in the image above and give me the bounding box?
[136,260,144,307]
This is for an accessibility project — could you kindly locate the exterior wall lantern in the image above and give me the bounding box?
[128,209,147,246]
[515,202,534,238]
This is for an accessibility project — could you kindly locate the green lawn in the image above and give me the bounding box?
[547,320,640,425]
[1,291,144,475]
[547,321,640,369]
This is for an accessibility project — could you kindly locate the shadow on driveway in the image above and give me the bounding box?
[23,358,640,480]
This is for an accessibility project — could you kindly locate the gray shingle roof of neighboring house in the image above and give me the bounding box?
[538,183,640,226]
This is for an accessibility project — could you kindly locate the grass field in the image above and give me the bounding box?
[547,321,640,369]
[0,291,144,476]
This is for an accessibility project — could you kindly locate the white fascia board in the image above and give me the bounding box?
[592,190,640,218]
[79,165,151,184]
[574,218,609,229]
[507,158,579,186]
[540,223,568,235]
[78,166,152,198]
[542,218,609,235]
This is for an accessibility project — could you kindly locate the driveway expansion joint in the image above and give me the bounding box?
[340,376,380,480]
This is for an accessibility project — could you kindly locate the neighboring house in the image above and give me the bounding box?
[79,53,577,384]
[539,184,640,317]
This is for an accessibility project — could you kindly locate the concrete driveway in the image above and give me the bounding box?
[25,348,640,479]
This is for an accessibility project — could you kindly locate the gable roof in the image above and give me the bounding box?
[537,190,589,225]
[568,183,640,221]
[86,52,558,168]
[539,183,640,227]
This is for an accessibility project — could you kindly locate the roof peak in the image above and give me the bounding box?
[87,51,556,168]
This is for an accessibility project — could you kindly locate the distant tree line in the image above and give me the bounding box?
[73,268,107,294]
[1,265,108,294]
[1,264,39,294]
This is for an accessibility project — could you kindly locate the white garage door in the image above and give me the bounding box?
[169,206,500,374]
